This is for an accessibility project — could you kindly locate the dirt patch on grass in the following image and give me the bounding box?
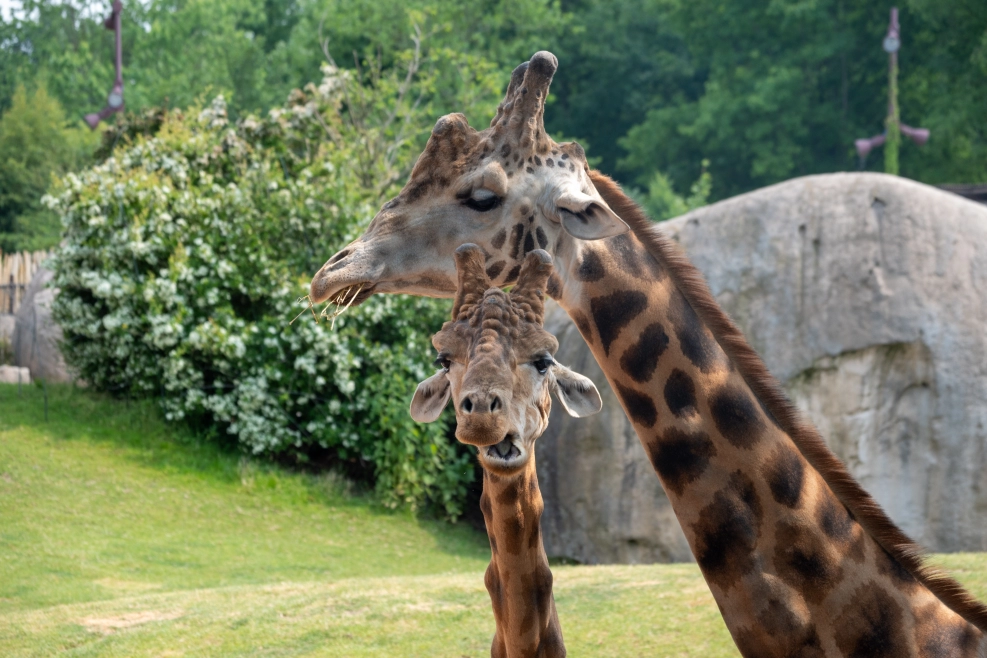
[81,609,183,634]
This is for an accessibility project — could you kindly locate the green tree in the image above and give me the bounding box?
[634,159,712,221]
[0,1,121,118]
[0,0,296,120]
[899,0,987,183]
[618,0,889,199]
[0,0,567,126]
[288,0,566,71]
[543,0,694,176]
[267,0,569,138]
[0,83,97,252]
[617,0,987,200]
[3,0,984,204]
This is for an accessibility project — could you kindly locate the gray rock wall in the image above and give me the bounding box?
[13,268,72,383]
[0,365,31,384]
[537,173,987,563]
[0,314,14,362]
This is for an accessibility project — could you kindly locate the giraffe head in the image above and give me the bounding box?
[310,51,628,307]
[409,244,601,476]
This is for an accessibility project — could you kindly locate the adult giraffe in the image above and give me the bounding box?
[311,52,987,656]
[410,245,602,658]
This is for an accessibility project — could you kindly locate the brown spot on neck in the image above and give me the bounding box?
[692,471,763,591]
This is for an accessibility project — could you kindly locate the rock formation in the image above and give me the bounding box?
[13,268,71,383]
[0,365,31,384]
[537,172,987,562]
[0,314,14,362]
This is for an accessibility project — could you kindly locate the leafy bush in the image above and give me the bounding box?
[48,60,492,519]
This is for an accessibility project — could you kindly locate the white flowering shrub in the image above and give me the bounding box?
[47,64,488,518]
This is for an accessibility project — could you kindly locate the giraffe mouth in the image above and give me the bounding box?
[329,283,377,309]
[485,434,522,463]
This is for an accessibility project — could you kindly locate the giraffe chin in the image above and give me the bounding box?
[478,434,529,474]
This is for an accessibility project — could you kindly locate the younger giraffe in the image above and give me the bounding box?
[410,244,602,658]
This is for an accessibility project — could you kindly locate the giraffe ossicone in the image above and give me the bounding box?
[315,50,987,657]
[411,244,601,656]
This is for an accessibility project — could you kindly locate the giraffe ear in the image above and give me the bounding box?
[555,191,629,241]
[550,363,603,418]
[410,370,452,423]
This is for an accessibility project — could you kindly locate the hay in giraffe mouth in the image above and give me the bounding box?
[327,282,376,310]
[486,434,521,462]
[290,283,376,328]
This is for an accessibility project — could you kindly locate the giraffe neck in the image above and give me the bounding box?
[550,230,985,657]
[479,458,565,658]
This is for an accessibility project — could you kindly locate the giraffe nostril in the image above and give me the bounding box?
[325,248,353,272]
[490,396,501,413]
[462,397,474,414]
[327,248,351,266]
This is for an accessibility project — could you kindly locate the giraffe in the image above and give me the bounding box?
[410,244,602,658]
[310,52,987,656]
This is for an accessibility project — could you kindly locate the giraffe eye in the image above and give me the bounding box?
[464,189,500,212]
[531,356,554,375]
[434,354,452,371]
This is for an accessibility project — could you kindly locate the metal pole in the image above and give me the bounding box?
[854,7,926,168]
[113,0,123,90]
[43,379,48,422]
[884,8,901,175]
[84,1,125,129]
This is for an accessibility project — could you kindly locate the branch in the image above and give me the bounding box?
[317,17,338,68]
[382,24,422,134]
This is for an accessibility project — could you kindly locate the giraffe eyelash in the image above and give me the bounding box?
[464,195,500,212]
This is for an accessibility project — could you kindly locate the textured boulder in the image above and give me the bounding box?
[13,268,72,383]
[0,365,31,384]
[537,173,987,563]
[0,314,14,360]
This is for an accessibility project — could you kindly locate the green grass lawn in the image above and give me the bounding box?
[0,384,984,657]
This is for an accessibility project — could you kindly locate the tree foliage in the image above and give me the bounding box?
[0,83,98,252]
[2,0,984,213]
[633,160,712,222]
[616,0,987,199]
[48,57,497,519]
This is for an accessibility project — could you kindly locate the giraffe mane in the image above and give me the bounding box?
[589,169,987,632]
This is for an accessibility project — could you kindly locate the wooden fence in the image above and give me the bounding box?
[0,250,52,315]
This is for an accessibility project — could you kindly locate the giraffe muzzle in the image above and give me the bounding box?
[310,240,387,305]
[455,412,510,447]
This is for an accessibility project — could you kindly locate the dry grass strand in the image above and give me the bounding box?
[289,285,363,330]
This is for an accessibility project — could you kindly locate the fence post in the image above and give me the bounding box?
[7,274,13,314]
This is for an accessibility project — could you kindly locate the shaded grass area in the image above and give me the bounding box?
[0,384,984,656]
[0,384,489,613]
